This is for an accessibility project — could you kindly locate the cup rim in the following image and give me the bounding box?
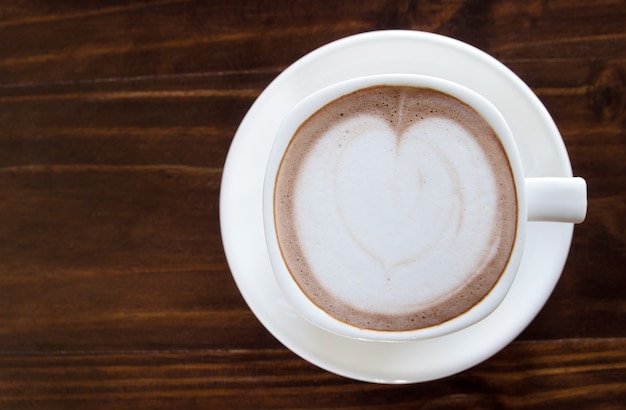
[263,73,527,341]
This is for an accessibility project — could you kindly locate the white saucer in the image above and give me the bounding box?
[220,30,574,383]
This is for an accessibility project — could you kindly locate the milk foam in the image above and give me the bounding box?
[275,86,517,331]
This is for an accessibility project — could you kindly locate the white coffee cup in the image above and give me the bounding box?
[263,74,586,342]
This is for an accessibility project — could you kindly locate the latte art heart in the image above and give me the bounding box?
[274,86,517,331]
[331,116,470,271]
[297,115,499,308]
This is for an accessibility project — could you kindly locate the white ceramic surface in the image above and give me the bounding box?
[220,30,575,383]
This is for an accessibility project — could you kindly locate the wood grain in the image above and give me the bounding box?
[1,0,625,408]
[0,339,624,409]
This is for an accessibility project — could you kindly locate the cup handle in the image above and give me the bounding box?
[525,177,587,223]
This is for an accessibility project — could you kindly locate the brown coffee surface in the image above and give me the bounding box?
[275,86,517,331]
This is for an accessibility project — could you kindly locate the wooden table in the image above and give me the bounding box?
[1,1,624,408]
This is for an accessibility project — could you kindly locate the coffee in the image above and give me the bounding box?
[274,85,517,332]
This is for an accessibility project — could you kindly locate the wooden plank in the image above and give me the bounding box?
[0,339,624,409]
[1,1,624,86]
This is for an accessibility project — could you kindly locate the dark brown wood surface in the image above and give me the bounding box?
[1,1,624,408]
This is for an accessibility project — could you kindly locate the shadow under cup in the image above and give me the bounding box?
[263,74,584,342]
